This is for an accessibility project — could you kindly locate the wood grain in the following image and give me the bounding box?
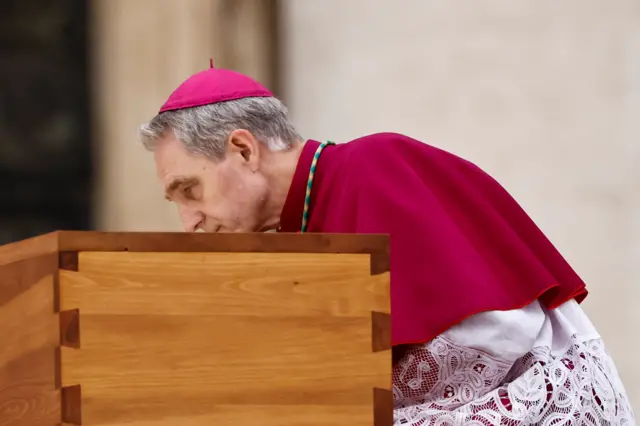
[59,309,80,349]
[68,404,373,426]
[1,275,58,366]
[0,253,58,308]
[60,314,390,386]
[373,388,394,426]
[59,250,392,425]
[59,252,79,271]
[0,232,58,267]
[61,384,81,425]
[56,231,389,256]
[0,254,61,425]
[0,231,392,425]
[59,313,390,425]
[371,312,391,352]
[0,231,390,265]
[0,347,61,426]
[369,251,391,275]
[60,253,390,317]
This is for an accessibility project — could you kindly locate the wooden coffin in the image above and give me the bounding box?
[0,231,392,426]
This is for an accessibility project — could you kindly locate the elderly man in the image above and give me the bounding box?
[139,66,634,425]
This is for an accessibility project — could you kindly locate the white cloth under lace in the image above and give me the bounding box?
[393,300,635,425]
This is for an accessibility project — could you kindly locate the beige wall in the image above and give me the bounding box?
[91,0,276,231]
[281,0,640,411]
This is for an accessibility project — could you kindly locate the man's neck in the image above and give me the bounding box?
[258,140,306,231]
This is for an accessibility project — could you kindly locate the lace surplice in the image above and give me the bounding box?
[393,301,634,425]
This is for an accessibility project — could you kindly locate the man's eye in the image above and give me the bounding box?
[183,186,194,199]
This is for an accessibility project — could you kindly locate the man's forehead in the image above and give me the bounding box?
[154,137,203,179]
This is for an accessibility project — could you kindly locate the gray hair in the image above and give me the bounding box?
[139,96,302,160]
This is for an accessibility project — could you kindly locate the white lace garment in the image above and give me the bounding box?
[393,300,635,425]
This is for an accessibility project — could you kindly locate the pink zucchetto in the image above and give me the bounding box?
[158,60,273,113]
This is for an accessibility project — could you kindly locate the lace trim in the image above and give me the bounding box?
[393,335,634,425]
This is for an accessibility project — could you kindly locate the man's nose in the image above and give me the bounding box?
[178,206,203,232]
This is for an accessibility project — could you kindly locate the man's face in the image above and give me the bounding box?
[153,130,269,233]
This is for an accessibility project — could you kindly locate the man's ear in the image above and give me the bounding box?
[226,129,260,170]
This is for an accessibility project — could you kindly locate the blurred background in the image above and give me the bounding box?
[1,0,638,414]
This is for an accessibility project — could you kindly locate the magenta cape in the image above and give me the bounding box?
[279,133,587,347]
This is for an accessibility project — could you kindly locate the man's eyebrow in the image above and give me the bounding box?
[164,177,198,200]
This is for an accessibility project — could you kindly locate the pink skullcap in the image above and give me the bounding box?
[159,67,273,113]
